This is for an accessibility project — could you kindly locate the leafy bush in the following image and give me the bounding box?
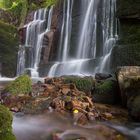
[5,75,32,95]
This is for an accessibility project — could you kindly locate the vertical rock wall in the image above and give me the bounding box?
[110,0,140,72]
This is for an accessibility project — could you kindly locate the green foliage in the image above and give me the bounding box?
[64,76,94,92]
[45,0,58,7]
[5,75,32,95]
[0,105,12,133]
[0,0,12,9]
[0,20,19,77]
[9,0,28,26]
[0,132,16,140]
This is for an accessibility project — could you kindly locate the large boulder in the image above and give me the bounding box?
[117,66,140,121]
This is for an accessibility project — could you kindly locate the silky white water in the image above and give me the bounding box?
[17,7,53,77]
[13,114,140,140]
[48,0,117,77]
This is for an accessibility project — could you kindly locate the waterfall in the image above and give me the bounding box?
[48,0,117,77]
[57,0,73,61]
[17,0,117,77]
[17,7,53,77]
[96,0,117,73]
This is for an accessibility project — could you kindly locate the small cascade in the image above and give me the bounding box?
[76,0,97,59]
[17,7,53,77]
[48,0,117,77]
[96,0,118,73]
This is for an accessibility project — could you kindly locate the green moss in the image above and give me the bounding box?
[95,81,114,94]
[93,80,118,104]
[0,105,12,133]
[0,20,19,77]
[0,132,16,140]
[0,105,16,140]
[5,75,32,95]
[64,76,94,93]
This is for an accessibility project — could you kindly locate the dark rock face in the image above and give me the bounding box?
[110,0,140,72]
[41,31,54,64]
[117,0,140,19]
[45,0,64,61]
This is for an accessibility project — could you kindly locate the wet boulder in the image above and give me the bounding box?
[117,66,140,106]
[117,66,140,121]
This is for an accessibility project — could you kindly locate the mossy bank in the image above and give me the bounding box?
[0,105,16,140]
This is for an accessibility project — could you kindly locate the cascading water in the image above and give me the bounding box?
[48,0,118,77]
[17,7,53,77]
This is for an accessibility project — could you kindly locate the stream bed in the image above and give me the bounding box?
[12,113,140,140]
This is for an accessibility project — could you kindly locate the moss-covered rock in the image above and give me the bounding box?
[5,75,32,95]
[0,104,12,133]
[64,76,94,93]
[0,132,16,140]
[0,20,19,77]
[93,78,119,104]
[0,104,16,140]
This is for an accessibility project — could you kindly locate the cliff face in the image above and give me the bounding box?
[110,0,140,71]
